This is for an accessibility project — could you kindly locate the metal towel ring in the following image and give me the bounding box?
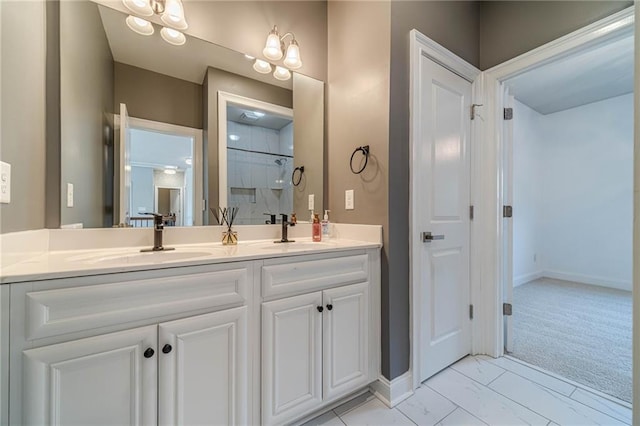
[350,145,370,174]
[292,166,304,186]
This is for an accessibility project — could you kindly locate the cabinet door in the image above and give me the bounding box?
[22,325,157,426]
[262,292,323,425]
[323,282,370,401]
[158,307,247,426]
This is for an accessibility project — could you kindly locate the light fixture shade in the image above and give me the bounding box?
[283,39,302,69]
[126,15,154,36]
[122,0,153,16]
[263,27,283,61]
[161,0,188,30]
[253,59,272,74]
[161,27,186,46]
[273,66,291,81]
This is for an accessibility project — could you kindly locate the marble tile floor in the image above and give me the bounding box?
[303,355,632,426]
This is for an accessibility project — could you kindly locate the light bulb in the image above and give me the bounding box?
[125,15,154,36]
[273,66,291,81]
[164,169,177,175]
[253,59,272,74]
[161,0,188,30]
[283,39,302,69]
[160,27,186,46]
[122,0,153,16]
[263,27,283,61]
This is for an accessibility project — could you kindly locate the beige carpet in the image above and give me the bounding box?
[511,277,632,403]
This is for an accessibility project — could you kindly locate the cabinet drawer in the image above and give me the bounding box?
[24,266,249,341]
[262,254,368,299]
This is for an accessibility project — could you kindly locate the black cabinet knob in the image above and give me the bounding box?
[162,344,173,354]
[143,347,155,358]
[326,304,333,311]
[317,306,324,313]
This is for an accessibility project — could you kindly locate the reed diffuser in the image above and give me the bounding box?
[211,207,239,245]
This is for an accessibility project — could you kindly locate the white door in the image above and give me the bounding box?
[22,325,157,425]
[323,283,369,401]
[416,56,472,381]
[119,103,132,225]
[158,307,248,426]
[262,292,323,425]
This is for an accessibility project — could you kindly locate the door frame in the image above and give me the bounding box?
[217,91,294,208]
[154,185,184,226]
[117,115,204,226]
[480,7,635,358]
[409,29,482,390]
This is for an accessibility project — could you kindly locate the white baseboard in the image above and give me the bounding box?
[514,271,544,287]
[543,270,631,292]
[370,371,413,408]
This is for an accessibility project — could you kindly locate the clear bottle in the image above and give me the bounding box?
[312,213,322,242]
[321,210,331,237]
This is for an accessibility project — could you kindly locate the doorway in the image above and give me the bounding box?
[485,7,635,406]
[155,187,183,226]
[117,110,203,227]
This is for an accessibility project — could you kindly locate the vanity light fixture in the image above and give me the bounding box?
[126,15,154,36]
[229,134,240,141]
[261,25,302,69]
[164,169,177,175]
[253,59,272,74]
[122,0,188,45]
[273,66,291,81]
[161,27,186,46]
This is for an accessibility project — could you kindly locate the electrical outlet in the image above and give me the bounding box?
[67,183,74,208]
[308,194,314,211]
[345,189,354,210]
[0,161,10,204]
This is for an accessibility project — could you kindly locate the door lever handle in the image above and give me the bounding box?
[422,232,444,242]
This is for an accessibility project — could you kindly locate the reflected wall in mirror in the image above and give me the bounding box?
[59,0,324,228]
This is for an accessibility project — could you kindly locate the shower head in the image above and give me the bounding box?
[274,158,287,166]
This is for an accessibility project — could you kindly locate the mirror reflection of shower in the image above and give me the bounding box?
[226,103,294,225]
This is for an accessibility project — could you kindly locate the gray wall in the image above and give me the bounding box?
[293,74,324,217]
[60,0,114,228]
[204,67,292,221]
[114,63,203,129]
[327,0,392,374]
[386,1,480,380]
[479,1,633,70]
[0,1,47,234]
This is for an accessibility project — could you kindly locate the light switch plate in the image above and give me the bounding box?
[0,161,11,204]
[67,183,74,208]
[345,189,354,210]
[308,194,315,211]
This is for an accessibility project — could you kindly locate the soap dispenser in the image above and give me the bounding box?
[312,213,322,242]
[321,210,331,237]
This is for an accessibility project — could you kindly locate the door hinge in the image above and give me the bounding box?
[469,304,474,320]
[471,104,483,120]
[504,108,513,120]
[503,205,513,218]
[503,303,513,316]
[469,205,474,220]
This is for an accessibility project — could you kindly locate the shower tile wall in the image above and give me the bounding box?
[227,121,293,225]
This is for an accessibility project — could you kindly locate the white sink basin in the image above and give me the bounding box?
[68,248,222,265]
[249,241,337,250]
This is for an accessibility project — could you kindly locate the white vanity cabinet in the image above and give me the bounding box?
[9,262,252,426]
[261,252,379,425]
[23,325,159,425]
[5,246,381,426]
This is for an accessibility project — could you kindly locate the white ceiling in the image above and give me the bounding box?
[97,5,292,89]
[506,34,634,115]
[227,105,293,131]
[130,128,193,170]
